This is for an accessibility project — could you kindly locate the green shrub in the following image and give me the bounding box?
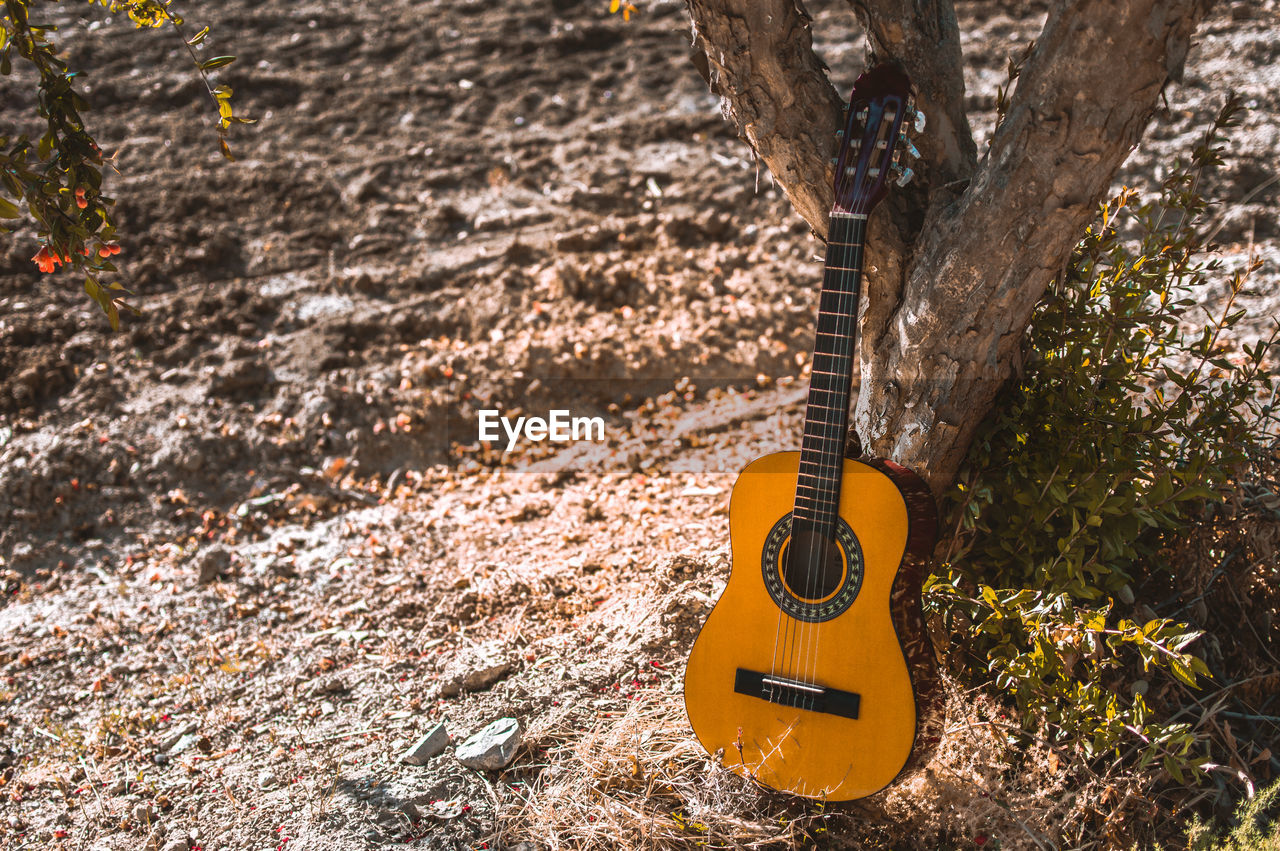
[928,94,1278,782]
[1183,779,1280,850]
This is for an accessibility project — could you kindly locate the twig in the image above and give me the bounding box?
[77,754,113,821]
[301,726,381,745]
[1202,173,1280,246]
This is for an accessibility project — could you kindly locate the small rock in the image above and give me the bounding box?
[161,839,190,851]
[133,802,156,825]
[437,642,514,697]
[428,798,464,819]
[168,732,201,754]
[456,717,522,770]
[257,768,277,789]
[160,720,200,752]
[195,546,231,584]
[306,674,349,698]
[400,722,450,766]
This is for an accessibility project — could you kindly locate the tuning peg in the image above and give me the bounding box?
[892,164,915,187]
[830,157,839,166]
[903,138,920,160]
[856,108,868,123]
[835,129,844,140]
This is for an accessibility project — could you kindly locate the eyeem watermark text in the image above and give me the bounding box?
[478,409,606,452]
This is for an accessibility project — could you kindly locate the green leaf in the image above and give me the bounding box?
[200,56,236,71]
[1169,658,1199,688]
[0,197,19,218]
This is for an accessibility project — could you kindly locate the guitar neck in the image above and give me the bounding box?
[793,213,865,534]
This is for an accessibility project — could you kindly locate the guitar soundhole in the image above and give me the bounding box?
[761,513,864,623]
[782,531,844,602]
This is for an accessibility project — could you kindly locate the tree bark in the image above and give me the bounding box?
[686,0,1215,496]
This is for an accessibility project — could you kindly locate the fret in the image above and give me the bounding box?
[798,463,843,480]
[807,380,851,399]
[808,364,851,380]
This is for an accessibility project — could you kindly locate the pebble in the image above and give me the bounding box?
[306,674,349,697]
[399,722,450,766]
[195,546,231,584]
[455,717,522,770]
[257,768,277,789]
[437,643,514,697]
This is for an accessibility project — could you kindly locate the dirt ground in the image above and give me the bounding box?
[0,0,1277,848]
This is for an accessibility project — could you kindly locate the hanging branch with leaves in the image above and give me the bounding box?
[0,0,250,328]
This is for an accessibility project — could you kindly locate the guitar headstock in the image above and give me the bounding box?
[831,64,922,217]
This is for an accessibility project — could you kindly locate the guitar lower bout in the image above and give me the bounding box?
[683,451,940,801]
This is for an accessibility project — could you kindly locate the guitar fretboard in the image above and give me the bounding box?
[792,213,864,538]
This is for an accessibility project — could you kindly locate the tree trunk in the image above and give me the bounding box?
[685,0,1215,497]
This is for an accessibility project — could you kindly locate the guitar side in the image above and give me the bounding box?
[683,451,938,801]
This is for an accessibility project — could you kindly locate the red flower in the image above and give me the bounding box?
[32,245,61,273]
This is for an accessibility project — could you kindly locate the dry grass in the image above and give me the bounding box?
[490,558,1185,851]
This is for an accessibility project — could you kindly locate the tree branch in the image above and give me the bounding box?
[685,0,1215,499]
[855,0,1216,494]
[685,0,843,238]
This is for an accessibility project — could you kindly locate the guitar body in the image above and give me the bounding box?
[684,451,938,800]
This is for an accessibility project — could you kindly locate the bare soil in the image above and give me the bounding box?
[0,0,1277,848]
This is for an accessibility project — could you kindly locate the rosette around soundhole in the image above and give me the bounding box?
[761,513,863,623]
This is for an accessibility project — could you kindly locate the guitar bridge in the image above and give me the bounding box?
[734,668,860,720]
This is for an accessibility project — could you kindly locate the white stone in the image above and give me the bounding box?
[399,722,450,766]
[455,717,522,770]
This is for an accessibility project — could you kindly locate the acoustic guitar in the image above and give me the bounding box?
[683,65,942,801]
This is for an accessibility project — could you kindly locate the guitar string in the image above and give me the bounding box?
[784,120,859,699]
[799,99,894,699]
[770,93,898,706]
[808,104,898,692]
[797,137,863,699]
[815,216,862,694]
[803,208,859,697]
